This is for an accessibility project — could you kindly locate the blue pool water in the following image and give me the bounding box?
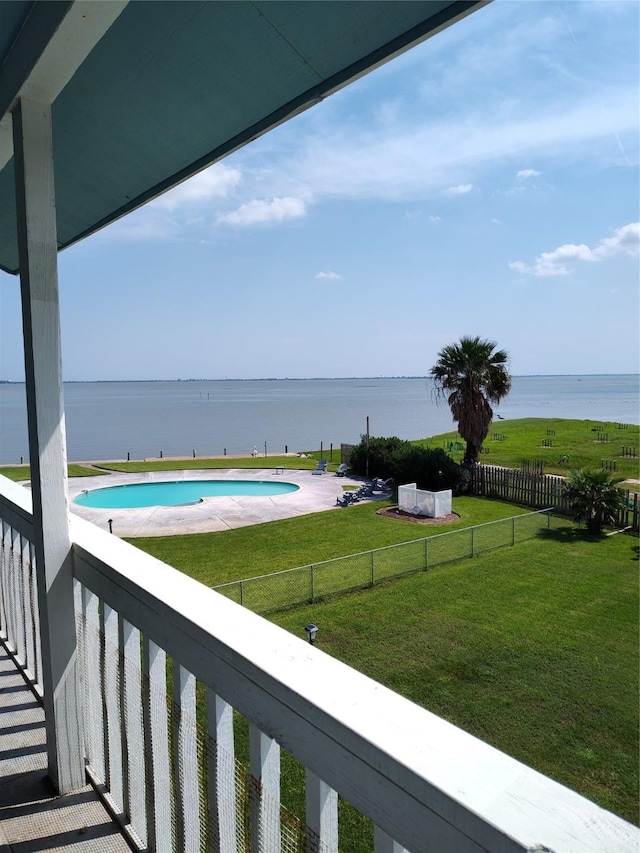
[74,480,299,509]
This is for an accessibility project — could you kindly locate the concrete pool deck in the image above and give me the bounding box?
[67,467,369,537]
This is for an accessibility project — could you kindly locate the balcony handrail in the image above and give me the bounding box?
[68,511,638,853]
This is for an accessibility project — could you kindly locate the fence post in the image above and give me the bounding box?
[512,516,515,546]
[310,565,315,604]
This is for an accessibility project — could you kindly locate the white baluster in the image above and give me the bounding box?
[81,587,105,781]
[207,689,238,852]
[250,724,281,852]
[103,604,123,810]
[12,526,26,666]
[305,770,338,853]
[121,619,147,847]
[3,522,16,651]
[172,663,201,851]
[22,535,35,679]
[142,639,172,853]
[0,521,7,639]
[29,542,42,690]
[374,825,410,853]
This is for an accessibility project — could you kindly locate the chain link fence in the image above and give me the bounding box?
[213,509,561,614]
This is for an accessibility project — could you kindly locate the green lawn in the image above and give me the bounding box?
[418,417,640,480]
[131,496,533,586]
[0,463,103,481]
[0,453,330,482]
[91,453,328,474]
[269,527,639,833]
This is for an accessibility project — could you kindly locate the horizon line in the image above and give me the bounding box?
[1,373,639,384]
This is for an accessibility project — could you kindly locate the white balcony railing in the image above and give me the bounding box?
[1,473,638,853]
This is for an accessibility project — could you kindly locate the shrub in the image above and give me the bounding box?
[562,468,627,534]
[349,436,466,494]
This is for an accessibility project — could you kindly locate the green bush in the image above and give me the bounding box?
[349,435,466,494]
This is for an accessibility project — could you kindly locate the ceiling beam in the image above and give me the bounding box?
[0,0,128,169]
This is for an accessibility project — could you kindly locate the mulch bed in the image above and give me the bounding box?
[376,506,460,524]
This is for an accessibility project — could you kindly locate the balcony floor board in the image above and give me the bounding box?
[0,644,130,853]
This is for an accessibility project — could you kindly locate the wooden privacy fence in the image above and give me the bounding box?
[469,466,565,508]
[469,464,639,531]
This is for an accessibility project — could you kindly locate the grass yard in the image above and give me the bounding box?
[90,453,325,474]
[130,496,533,586]
[267,526,639,839]
[418,417,640,480]
[0,463,103,481]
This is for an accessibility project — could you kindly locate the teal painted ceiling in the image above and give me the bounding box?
[0,0,486,274]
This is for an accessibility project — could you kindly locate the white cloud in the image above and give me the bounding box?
[216,197,306,227]
[232,67,637,206]
[429,215,442,223]
[509,222,639,276]
[153,165,242,211]
[315,271,342,280]
[445,184,473,196]
[593,221,640,259]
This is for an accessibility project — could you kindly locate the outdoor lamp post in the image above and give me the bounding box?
[304,624,318,645]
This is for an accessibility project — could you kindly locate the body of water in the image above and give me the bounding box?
[0,375,638,465]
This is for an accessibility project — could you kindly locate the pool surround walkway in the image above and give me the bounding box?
[66,468,368,537]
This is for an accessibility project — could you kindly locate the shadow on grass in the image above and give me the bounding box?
[538,525,639,554]
[537,525,604,544]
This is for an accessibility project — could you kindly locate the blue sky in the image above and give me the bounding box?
[1,0,638,381]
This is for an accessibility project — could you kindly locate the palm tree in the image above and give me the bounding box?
[430,336,511,466]
[563,468,626,534]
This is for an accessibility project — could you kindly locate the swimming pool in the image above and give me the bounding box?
[74,480,300,509]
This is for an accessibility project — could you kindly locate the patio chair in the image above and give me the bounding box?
[357,483,374,497]
[312,458,328,475]
[372,477,394,492]
[336,490,360,507]
[335,463,348,477]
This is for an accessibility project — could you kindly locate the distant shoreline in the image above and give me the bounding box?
[1,373,638,385]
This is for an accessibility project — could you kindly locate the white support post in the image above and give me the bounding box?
[206,689,238,852]
[12,96,84,793]
[305,770,338,853]
[249,724,281,853]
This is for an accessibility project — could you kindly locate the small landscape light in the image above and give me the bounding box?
[304,624,318,645]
